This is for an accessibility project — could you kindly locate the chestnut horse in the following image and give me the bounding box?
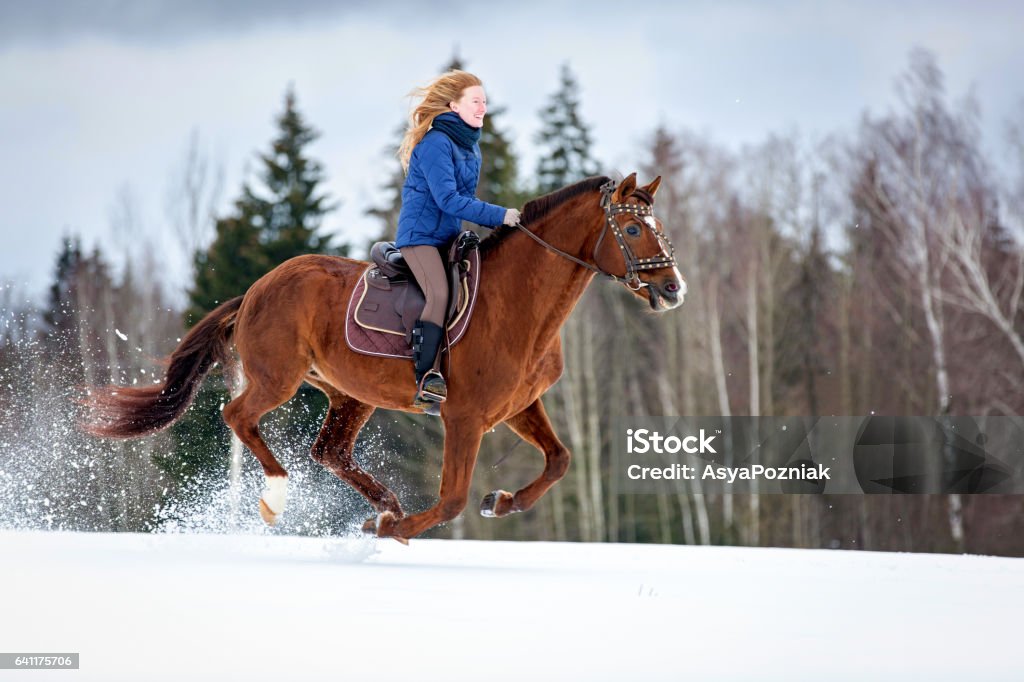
[82,173,685,542]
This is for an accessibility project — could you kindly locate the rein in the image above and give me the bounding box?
[513,179,677,290]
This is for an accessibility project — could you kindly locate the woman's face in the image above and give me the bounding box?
[450,85,487,128]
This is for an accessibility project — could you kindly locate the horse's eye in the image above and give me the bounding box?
[626,224,641,237]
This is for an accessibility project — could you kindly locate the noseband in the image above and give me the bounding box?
[513,179,678,290]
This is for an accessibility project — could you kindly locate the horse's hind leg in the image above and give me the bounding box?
[479,398,570,518]
[307,380,404,517]
[222,374,305,526]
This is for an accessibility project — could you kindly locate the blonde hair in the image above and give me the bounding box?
[398,70,483,171]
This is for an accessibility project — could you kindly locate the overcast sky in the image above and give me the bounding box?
[2,0,1022,305]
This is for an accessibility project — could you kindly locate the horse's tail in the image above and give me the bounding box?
[80,296,245,439]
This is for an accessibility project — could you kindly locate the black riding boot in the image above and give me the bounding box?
[412,320,447,408]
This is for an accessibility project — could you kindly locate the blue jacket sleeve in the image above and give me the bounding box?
[420,136,507,227]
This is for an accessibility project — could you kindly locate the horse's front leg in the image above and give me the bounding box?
[367,417,485,542]
[479,398,570,518]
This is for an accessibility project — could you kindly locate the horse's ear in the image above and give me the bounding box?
[642,176,662,199]
[613,172,638,202]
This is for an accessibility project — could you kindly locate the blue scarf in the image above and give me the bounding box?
[431,111,481,150]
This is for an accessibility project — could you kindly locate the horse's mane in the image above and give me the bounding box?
[479,176,611,256]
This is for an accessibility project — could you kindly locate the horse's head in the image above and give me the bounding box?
[593,172,686,311]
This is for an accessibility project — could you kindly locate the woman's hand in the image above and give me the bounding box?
[503,208,522,226]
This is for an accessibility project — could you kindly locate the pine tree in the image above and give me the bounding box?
[43,235,84,348]
[247,88,337,264]
[187,87,343,324]
[41,237,117,380]
[188,210,268,324]
[535,63,600,194]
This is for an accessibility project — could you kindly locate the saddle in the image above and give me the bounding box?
[345,231,482,359]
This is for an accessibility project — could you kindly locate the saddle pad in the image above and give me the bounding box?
[345,250,481,359]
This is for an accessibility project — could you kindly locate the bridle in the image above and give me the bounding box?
[513,179,677,291]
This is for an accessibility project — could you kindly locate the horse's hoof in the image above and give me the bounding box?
[480,492,497,517]
[258,499,279,526]
[362,512,410,544]
[259,475,287,526]
[480,490,515,518]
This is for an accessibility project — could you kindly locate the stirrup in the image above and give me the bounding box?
[415,369,447,404]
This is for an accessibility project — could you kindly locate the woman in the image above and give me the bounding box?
[396,70,521,409]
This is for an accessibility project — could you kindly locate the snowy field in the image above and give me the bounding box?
[1,531,1021,681]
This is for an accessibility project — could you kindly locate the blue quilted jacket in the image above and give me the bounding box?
[395,112,506,248]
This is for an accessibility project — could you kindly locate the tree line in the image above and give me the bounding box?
[1,50,1022,554]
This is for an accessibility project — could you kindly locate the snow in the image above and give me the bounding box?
[0,531,1021,681]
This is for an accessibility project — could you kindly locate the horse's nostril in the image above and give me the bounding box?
[664,282,679,293]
